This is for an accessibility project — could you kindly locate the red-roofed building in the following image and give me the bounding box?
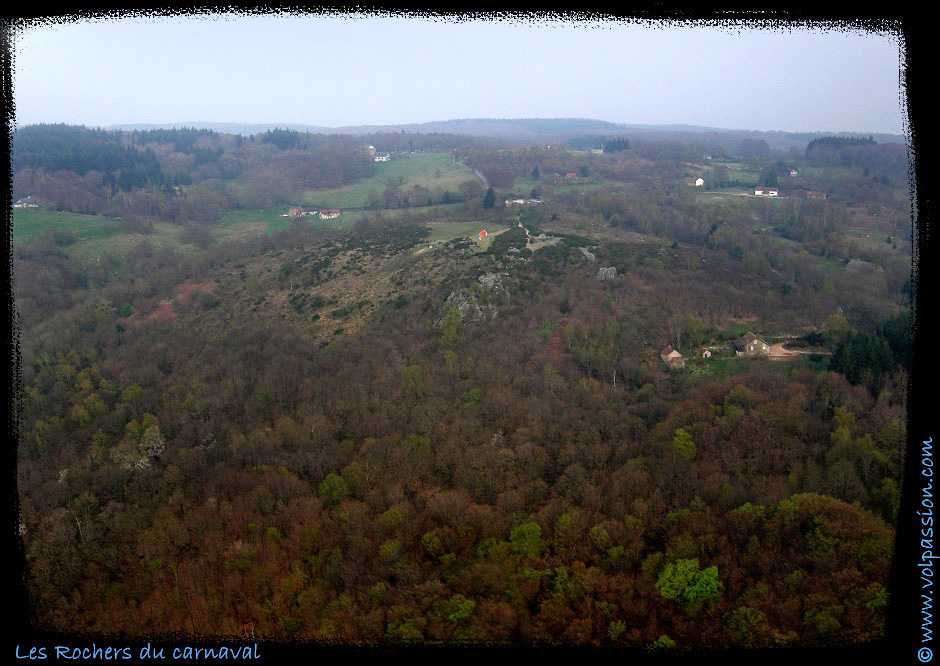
[660,345,685,367]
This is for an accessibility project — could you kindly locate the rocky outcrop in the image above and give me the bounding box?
[532,233,562,248]
[596,266,619,280]
[433,273,510,330]
[477,272,509,290]
[578,247,596,263]
[111,424,167,470]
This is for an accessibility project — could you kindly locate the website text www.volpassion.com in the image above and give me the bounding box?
[919,436,936,662]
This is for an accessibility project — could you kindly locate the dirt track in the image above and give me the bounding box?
[767,342,830,360]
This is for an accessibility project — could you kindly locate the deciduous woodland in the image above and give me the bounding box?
[13,122,909,646]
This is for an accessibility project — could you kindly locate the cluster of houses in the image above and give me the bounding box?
[753,187,828,199]
[287,206,341,220]
[14,196,40,208]
[505,197,543,206]
[660,331,770,368]
[367,146,390,162]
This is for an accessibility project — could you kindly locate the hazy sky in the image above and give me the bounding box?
[11,12,906,134]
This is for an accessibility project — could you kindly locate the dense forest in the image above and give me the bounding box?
[12,124,911,647]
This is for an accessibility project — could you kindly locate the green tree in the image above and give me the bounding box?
[441,306,461,344]
[459,388,483,406]
[509,521,545,558]
[656,558,720,606]
[404,364,424,389]
[647,634,676,650]
[672,428,696,461]
[682,314,706,348]
[725,606,769,647]
[318,472,349,506]
[483,187,496,210]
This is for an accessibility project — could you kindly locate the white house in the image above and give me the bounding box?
[684,177,705,187]
[754,187,779,197]
[374,153,390,162]
[13,196,39,208]
[789,169,798,177]
[319,209,341,220]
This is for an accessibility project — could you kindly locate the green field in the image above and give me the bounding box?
[695,190,753,201]
[14,208,296,264]
[553,179,622,196]
[13,200,486,265]
[507,177,541,196]
[218,208,294,234]
[821,257,845,273]
[337,203,466,228]
[12,154,479,262]
[299,153,477,209]
[13,210,124,246]
[424,221,511,244]
[800,166,856,178]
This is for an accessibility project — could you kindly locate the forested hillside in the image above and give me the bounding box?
[13,124,911,647]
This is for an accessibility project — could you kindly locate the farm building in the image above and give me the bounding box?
[731,331,770,357]
[684,177,705,187]
[660,345,685,368]
[319,209,341,220]
[754,187,779,197]
[14,196,40,208]
[374,153,390,162]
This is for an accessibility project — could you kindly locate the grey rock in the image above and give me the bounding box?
[579,247,596,262]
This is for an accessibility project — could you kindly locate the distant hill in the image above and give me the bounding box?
[107,118,906,152]
[108,121,335,136]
